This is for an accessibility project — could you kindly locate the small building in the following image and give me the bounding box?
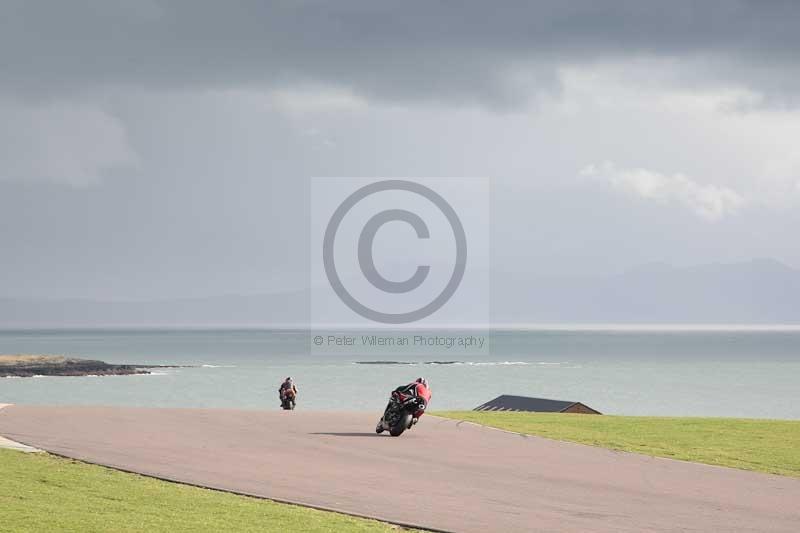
[474,395,601,414]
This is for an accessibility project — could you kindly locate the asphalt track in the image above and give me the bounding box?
[1,405,799,532]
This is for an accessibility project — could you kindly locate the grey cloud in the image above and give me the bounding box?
[2,1,800,306]
[2,1,800,107]
[0,97,137,186]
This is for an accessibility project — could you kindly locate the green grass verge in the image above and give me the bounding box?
[433,411,800,478]
[0,449,414,533]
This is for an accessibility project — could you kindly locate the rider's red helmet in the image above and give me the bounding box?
[415,377,428,387]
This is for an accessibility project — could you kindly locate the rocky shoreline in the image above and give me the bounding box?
[0,355,185,378]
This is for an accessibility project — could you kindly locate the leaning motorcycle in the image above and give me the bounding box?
[375,391,425,436]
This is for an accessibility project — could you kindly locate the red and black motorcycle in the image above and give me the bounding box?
[375,390,426,436]
[280,389,296,410]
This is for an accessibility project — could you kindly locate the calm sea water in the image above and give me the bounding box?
[1,328,799,419]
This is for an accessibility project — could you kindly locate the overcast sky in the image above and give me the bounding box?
[2,1,800,301]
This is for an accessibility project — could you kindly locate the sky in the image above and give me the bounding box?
[2,1,800,303]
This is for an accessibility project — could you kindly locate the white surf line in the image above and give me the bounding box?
[0,404,42,452]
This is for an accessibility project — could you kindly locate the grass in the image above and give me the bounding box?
[433,411,800,478]
[0,449,415,533]
[0,355,66,366]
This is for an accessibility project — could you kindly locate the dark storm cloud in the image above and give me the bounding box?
[2,0,800,106]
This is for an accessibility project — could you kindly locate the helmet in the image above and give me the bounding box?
[415,377,428,387]
[285,377,292,382]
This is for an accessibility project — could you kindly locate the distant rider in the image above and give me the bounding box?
[391,377,431,425]
[279,377,298,408]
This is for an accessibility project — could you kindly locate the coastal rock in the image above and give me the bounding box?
[0,355,150,378]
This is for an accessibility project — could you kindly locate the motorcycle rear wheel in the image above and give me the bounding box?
[389,412,413,436]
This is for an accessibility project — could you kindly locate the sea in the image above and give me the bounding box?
[1,328,799,419]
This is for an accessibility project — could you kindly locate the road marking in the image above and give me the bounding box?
[0,404,42,452]
[0,435,41,452]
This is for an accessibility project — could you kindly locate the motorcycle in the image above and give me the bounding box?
[375,391,426,436]
[280,389,296,410]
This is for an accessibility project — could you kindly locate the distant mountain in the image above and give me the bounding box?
[1,259,799,327]
[495,258,800,324]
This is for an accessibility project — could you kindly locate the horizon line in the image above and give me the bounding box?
[2,323,800,332]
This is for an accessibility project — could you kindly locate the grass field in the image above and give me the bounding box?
[0,449,414,533]
[0,354,66,365]
[433,411,800,477]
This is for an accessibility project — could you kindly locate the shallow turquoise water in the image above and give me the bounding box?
[1,328,799,419]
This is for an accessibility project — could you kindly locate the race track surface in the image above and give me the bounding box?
[1,405,799,532]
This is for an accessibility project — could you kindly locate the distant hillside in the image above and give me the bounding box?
[1,259,798,327]
[495,259,800,324]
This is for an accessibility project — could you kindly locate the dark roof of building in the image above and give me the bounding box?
[474,395,595,413]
